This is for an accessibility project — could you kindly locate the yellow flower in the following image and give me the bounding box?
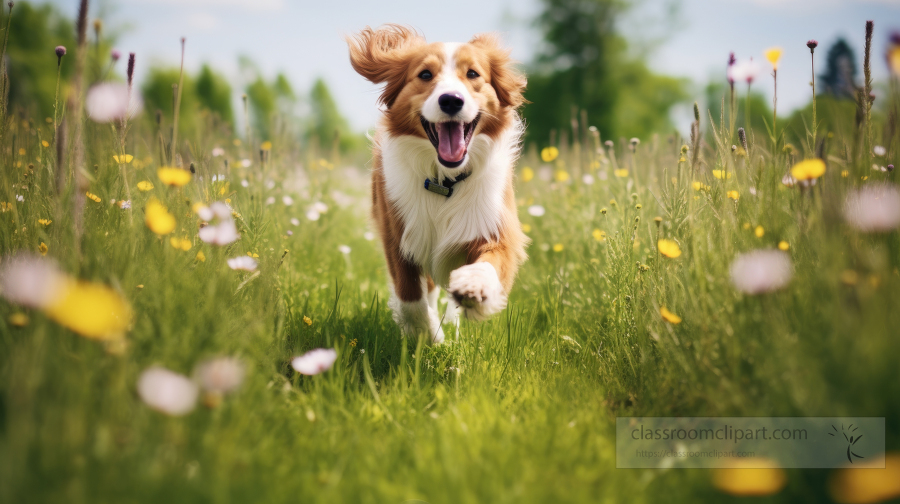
[145,198,176,235]
[44,280,132,341]
[841,170,849,178]
[233,138,241,146]
[157,167,192,187]
[195,250,206,262]
[349,338,357,347]
[169,237,192,251]
[727,190,739,201]
[38,218,52,226]
[554,170,569,182]
[790,158,826,181]
[137,181,154,191]
[778,241,789,251]
[18,148,26,155]
[713,458,787,496]
[218,182,229,196]
[755,226,765,238]
[521,167,534,182]
[41,140,50,148]
[614,169,629,178]
[552,243,564,252]
[540,146,559,163]
[712,170,732,179]
[113,154,134,164]
[522,223,532,233]
[657,239,682,258]
[660,306,682,324]
[247,251,259,258]
[592,229,606,242]
[39,242,48,256]
[765,47,784,70]
[86,192,101,203]
[743,222,751,230]
[8,312,29,327]
[829,452,900,504]
[303,316,312,326]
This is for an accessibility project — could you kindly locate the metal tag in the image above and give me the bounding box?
[424,178,452,197]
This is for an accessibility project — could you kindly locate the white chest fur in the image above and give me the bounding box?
[379,120,522,286]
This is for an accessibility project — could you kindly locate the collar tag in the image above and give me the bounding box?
[424,178,452,197]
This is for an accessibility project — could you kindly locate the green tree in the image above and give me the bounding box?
[306,77,358,152]
[195,64,233,124]
[141,67,198,139]
[245,75,275,140]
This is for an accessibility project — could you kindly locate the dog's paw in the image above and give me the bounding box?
[388,296,445,344]
[448,262,507,320]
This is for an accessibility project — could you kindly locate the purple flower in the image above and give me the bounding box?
[807,40,818,52]
[127,53,136,87]
[111,49,121,61]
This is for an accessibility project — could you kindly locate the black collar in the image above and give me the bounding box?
[423,172,470,198]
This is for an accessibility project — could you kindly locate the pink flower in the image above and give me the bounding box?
[291,348,337,375]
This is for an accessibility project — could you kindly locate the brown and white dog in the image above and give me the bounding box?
[347,25,528,343]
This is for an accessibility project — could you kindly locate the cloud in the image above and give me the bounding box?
[124,0,285,11]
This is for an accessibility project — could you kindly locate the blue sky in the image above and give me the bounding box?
[46,0,900,134]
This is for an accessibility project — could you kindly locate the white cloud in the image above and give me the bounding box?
[187,11,220,31]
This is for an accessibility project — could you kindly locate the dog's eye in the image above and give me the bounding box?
[466,69,479,79]
[418,69,433,81]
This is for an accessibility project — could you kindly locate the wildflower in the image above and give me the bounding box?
[306,209,321,221]
[15,195,23,202]
[528,205,546,217]
[198,202,240,245]
[338,245,351,254]
[692,181,709,191]
[829,452,900,504]
[290,218,300,226]
[44,280,133,340]
[169,237,192,251]
[582,174,595,185]
[727,190,740,200]
[282,196,294,206]
[195,251,206,262]
[113,154,133,164]
[8,313,28,327]
[246,252,259,258]
[227,256,257,272]
[144,198,176,235]
[260,141,272,151]
[713,458,787,496]
[137,367,199,416]
[630,138,640,149]
[600,207,607,215]
[212,147,225,157]
[291,348,337,375]
[555,170,570,182]
[521,167,534,182]
[778,241,789,251]
[843,184,900,232]
[657,239,682,258]
[86,192,101,203]
[712,170,732,179]
[873,145,886,156]
[765,47,783,70]
[39,242,48,256]
[85,82,142,122]
[194,357,245,394]
[312,201,328,214]
[41,140,49,148]
[111,49,121,61]
[522,224,532,233]
[730,250,793,294]
[0,254,67,308]
[552,243,564,252]
[38,218,52,226]
[755,226,765,238]
[592,229,606,242]
[889,32,900,77]
[807,40,818,51]
[118,200,131,209]
[730,58,761,84]
[660,306,682,324]
[614,169,629,178]
[540,146,559,162]
[55,45,67,61]
[303,316,312,326]
[349,338,357,347]
[157,167,192,187]
[137,180,154,191]
[790,158,826,182]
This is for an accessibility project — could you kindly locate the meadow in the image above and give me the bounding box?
[1,11,900,504]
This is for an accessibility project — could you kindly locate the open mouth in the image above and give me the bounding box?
[420,114,480,168]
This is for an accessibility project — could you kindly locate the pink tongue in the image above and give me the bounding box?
[437,122,466,162]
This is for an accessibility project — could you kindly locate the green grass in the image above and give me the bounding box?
[1,82,899,503]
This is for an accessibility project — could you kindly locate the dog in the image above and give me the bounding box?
[347,25,528,343]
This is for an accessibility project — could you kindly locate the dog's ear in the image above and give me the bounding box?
[469,33,527,110]
[346,24,424,108]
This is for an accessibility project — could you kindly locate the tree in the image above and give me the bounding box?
[195,64,233,124]
[306,77,358,152]
[819,38,858,100]
[141,67,198,138]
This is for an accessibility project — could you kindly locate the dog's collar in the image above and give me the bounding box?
[423,172,470,198]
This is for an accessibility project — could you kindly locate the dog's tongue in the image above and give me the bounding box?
[437,122,466,163]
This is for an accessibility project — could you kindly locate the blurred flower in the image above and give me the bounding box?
[137,367,198,416]
[713,458,787,496]
[755,226,765,238]
[55,45,66,58]
[38,218,52,226]
[873,145,886,156]
[118,200,131,210]
[303,316,312,326]
[521,167,534,182]
[15,195,23,202]
[727,190,739,200]
[712,170,732,179]
[889,33,900,77]
[582,174,595,185]
[312,202,328,213]
[790,158,826,181]
[593,229,606,242]
[113,154,133,164]
[291,348,337,375]
[194,357,245,394]
[211,147,225,157]
[86,192,101,203]
[44,280,132,340]
[290,218,300,226]
[528,205,545,217]
[145,198,176,235]
[38,242,48,256]
[41,140,49,148]
[265,196,275,206]
[614,169,629,178]
[730,58,761,84]
[552,243,564,252]
[8,312,28,327]
[85,82,142,122]
[195,250,206,262]
[157,167,192,187]
[363,231,375,240]
[540,146,559,162]
[657,239,682,258]
[660,306,682,324]
[0,254,67,309]
[765,47,783,70]
[282,196,294,206]
[260,141,272,151]
[338,245,351,254]
[227,256,257,272]
[169,237,192,251]
[306,209,321,221]
[829,452,900,504]
[726,52,736,84]
[843,184,900,232]
[778,241,790,251]
[241,159,252,168]
[730,250,793,294]
[555,170,569,182]
[137,181,154,191]
[522,223,532,233]
[198,202,240,245]
[111,49,121,61]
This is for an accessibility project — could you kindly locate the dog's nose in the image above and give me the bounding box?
[438,93,464,116]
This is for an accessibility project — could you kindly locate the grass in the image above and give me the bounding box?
[1,35,900,504]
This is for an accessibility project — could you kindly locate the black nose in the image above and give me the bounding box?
[438,93,464,116]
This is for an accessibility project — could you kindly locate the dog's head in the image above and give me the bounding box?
[347,25,526,170]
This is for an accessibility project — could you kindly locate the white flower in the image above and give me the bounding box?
[0,254,67,309]
[730,58,761,85]
[781,173,815,188]
[210,202,232,220]
[265,196,275,206]
[538,167,553,182]
[291,348,337,375]
[211,174,227,182]
[194,357,245,394]
[528,205,546,217]
[212,147,225,157]
[241,159,252,168]
[199,219,239,245]
[873,145,886,157]
[265,180,276,190]
[15,195,23,202]
[338,245,351,254]
[306,209,321,221]
[363,231,375,241]
[137,367,199,416]
[582,174,595,185]
[290,218,300,226]
[241,179,249,188]
[730,250,793,294]
[195,204,215,222]
[85,82,142,123]
[843,184,900,232]
[748,187,757,196]
[119,200,132,209]
[312,201,328,213]
[872,164,888,172]
[227,256,257,271]
[282,196,294,206]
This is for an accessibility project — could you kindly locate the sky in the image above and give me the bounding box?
[44,0,900,135]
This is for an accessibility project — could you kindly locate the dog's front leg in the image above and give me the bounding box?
[448,238,520,321]
[386,256,445,344]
